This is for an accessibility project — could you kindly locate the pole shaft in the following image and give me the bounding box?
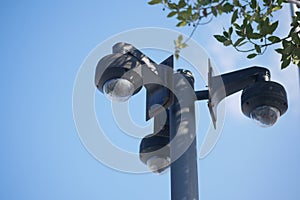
[169,71,199,200]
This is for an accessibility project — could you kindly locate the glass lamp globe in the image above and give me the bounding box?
[103,78,135,102]
[250,105,280,127]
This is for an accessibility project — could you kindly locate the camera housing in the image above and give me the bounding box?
[241,81,288,127]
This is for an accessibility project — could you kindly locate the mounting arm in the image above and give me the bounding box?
[195,65,271,128]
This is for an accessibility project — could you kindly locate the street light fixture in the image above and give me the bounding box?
[95,42,288,200]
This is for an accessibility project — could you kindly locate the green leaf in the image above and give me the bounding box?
[178,10,189,20]
[277,0,284,5]
[275,48,284,54]
[167,11,177,18]
[259,18,271,36]
[293,47,300,59]
[291,32,300,44]
[283,39,291,48]
[263,0,271,5]
[176,21,187,27]
[233,0,241,6]
[177,14,185,20]
[214,35,227,42]
[221,3,234,13]
[247,53,257,59]
[236,30,244,37]
[233,23,241,30]
[296,11,300,19]
[241,18,248,29]
[229,27,233,36]
[192,13,200,21]
[168,3,177,9]
[245,23,253,33]
[255,44,261,54]
[246,24,261,39]
[223,31,229,38]
[291,19,299,29]
[231,9,239,24]
[148,0,162,5]
[174,35,188,54]
[272,6,282,12]
[250,0,257,9]
[224,40,232,46]
[268,21,279,35]
[180,43,188,48]
[248,33,261,39]
[178,0,187,8]
[211,7,217,17]
[177,34,183,43]
[267,36,281,43]
[238,41,248,46]
[284,46,294,55]
[281,58,291,69]
[233,37,245,47]
[218,7,223,15]
[187,5,192,15]
[175,49,180,60]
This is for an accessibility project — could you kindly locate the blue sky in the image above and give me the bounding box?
[1,1,300,200]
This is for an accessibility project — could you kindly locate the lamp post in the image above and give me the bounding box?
[95,42,288,200]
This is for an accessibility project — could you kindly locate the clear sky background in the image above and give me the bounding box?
[1,1,300,200]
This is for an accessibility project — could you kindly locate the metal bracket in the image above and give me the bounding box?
[207,60,225,129]
[207,59,270,129]
[145,55,174,121]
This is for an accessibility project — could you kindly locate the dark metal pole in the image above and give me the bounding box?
[169,70,199,200]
